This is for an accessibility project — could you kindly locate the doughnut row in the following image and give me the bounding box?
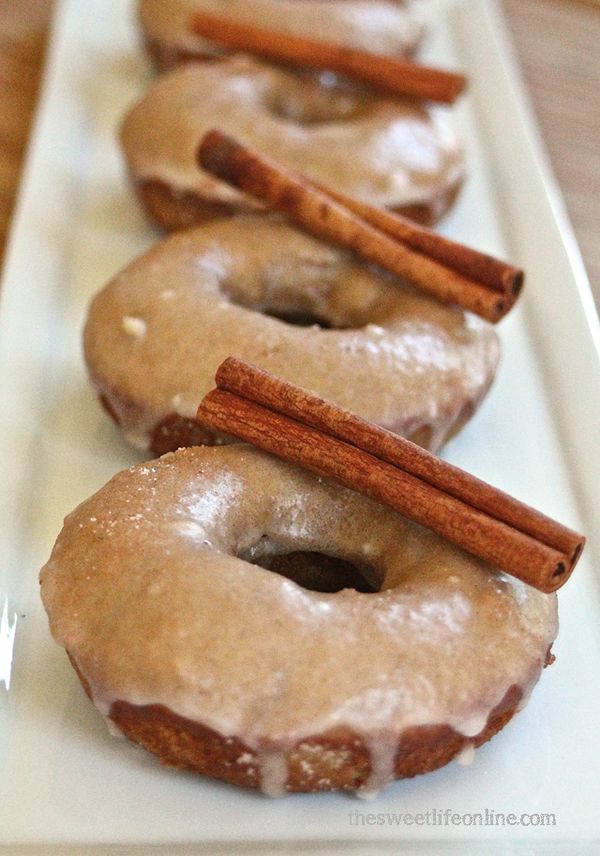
[40,0,558,798]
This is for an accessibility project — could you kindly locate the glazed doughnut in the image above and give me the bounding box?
[83,216,499,455]
[138,0,424,72]
[120,57,465,230]
[40,445,558,795]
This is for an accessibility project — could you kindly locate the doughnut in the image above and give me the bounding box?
[83,216,499,455]
[120,57,465,230]
[138,0,424,72]
[40,444,558,795]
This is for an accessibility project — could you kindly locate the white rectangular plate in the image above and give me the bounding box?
[1,1,599,853]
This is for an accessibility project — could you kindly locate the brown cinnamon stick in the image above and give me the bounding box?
[198,130,518,322]
[196,358,585,593]
[311,181,523,297]
[191,11,466,104]
[216,357,582,562]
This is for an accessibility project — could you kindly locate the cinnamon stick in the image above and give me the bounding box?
[216,357,582,562]
[191,11,465,104]
[311,181,523,297]
[196,358,585,593]
[198,131,518,322]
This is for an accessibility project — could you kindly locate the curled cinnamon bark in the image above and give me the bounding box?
[191,11,466,104]
[197,358,585,593]
[198,130,522,322]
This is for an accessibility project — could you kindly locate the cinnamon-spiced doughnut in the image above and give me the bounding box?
[83,216,499,455]
[138,0,424,72]
[120,57,465,230]
[40,444,558,795]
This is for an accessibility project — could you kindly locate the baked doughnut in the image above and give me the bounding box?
[40,444,558,795]
[83,216,499,455]
[120,57,465,230]
[138,0,424,72]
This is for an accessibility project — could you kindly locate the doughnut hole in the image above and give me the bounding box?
[223,264,401,331]
[239,538,384,594]
[263,309,334,328]
[266,74,375,126]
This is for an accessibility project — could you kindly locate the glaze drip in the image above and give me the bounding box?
[40,446,558,795]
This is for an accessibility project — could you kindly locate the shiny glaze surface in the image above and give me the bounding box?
[120,57,464,214]
[84,216,499,450]
[40,445,558,794]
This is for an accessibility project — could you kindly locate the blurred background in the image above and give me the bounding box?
[0,0,598,309]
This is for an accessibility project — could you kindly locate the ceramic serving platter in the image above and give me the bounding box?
[1,0,599,852]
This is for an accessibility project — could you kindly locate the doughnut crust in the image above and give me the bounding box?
[83,216,499,454]
[138,0,424,72]
[120,57,465,230]
[40,445,558,795]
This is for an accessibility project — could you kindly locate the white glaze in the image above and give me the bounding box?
[121,316,147,339]
[455,743,475,767]
[257,750,289,798]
